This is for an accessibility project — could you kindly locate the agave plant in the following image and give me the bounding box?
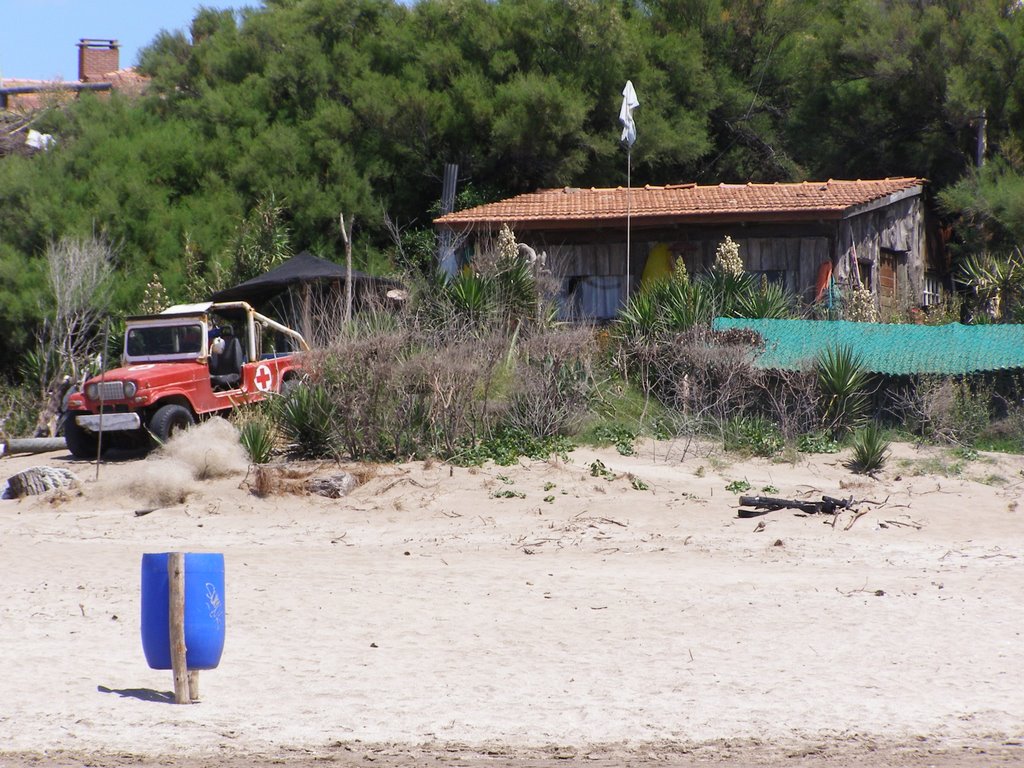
[817,344,871,436]
[847,422,890,475]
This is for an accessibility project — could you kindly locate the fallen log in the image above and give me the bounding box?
[0,437,67,457]
[737,495,856,518]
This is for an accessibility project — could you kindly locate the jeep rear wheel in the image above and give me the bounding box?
[149,404,195,444]
[64,411,101,459]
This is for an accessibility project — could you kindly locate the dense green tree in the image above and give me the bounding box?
[2,0,1024,375]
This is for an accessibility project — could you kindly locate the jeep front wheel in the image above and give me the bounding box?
[64,411,101,459]
[148,404,195,444]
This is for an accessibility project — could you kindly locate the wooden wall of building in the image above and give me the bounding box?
[837,196,925,314]
[467,195,926,318]
[541,234,831,302]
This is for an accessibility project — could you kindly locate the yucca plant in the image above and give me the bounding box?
[702,269,755,317]
[956,248,1024,322]
[817,344,871,436]
[617,288,664,337]
[737,279,793,319]
[616,277,716,339]
[275,383,338,458]
[662,278,716,330]
[848,422,890,475]
[446,272,491,320]
[238,412,277,464]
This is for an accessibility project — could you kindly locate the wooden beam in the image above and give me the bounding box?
[168,553,190,705]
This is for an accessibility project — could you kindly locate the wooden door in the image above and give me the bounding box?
[879,251,898,316]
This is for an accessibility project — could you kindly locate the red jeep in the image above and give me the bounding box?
[63,301,308,458]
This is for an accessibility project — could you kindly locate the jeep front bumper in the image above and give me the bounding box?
[75,413,142,432]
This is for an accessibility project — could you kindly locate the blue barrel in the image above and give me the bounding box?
[140,552,225,670]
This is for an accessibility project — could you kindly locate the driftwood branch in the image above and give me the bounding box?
[738,494,892,520]
[737,495,856,517]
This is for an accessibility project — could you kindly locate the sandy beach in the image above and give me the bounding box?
[1,426,1022,767]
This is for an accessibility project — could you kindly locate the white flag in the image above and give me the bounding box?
[619,80,639,147]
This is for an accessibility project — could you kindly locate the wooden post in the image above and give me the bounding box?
[339,213,354,324]
[188,670,200,702]
[168,552,190,705]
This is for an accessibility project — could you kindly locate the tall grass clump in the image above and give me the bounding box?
[504,328,597,439]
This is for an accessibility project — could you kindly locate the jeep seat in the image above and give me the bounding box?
[210,334,243,390]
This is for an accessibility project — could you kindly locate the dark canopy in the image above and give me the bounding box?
[210,250,400,305]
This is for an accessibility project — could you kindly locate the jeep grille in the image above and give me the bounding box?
[95,381,126,401]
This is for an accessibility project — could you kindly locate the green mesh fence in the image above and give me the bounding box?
[712,318,1024,374]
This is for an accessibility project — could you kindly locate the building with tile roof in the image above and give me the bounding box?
[435,178,939,322]
[0,39,147,115]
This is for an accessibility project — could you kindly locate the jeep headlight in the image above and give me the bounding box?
[123,381,138,398]
[85,383,99,399]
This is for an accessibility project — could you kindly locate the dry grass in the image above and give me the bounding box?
[113,459,196,506]
[110,417,249,505]
[346,462,381,485]
[251,464,312,497]
[158,417,249,479]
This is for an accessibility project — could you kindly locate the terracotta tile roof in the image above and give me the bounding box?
[435,178,925,228]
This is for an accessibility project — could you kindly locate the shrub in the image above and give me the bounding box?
[451,427,572,466]
[723,414,784,457]
[0,379,41,439]
[797,430,840,454]
[504,328,596,439]
[646,327,763,428]
[848,422,890,474]
[309,328,511,461]
[893,375,991,447]
[590,424,638,455]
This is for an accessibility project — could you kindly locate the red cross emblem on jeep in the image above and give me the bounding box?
[254,364,274,392]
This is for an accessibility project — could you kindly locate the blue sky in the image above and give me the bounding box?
[0,0,248,82]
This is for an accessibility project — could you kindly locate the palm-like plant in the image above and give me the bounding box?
[847,422,890,475]
[275,383,338,458]
[817,344,871,436]
[956,248,1024,322]
[736,279,793,319]
[446,272,490,320]
[702,270,755,317]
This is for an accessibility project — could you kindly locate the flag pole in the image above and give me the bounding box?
[619,80,638,307]
[626,147,631,304]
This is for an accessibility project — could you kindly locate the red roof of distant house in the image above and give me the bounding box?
[435,178,925,229]
[1,68,147,112]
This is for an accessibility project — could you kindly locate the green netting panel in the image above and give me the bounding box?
[712,318,1024,374]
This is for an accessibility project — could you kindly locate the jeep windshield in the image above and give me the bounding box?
[125,321,205,362]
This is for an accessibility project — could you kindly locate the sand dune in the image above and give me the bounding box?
[1,434,1022,766]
